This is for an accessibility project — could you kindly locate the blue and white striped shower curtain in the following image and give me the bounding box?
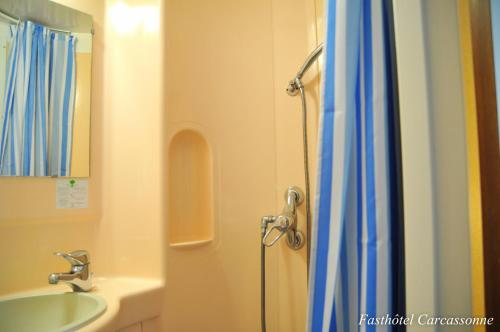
[308,0,398,331]
[0,21,76,176]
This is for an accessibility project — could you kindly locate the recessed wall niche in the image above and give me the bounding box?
[168,129,214,247]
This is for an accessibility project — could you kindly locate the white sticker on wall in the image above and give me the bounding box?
[56,179,89,209]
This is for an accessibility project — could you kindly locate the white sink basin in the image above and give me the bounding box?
[0,292,106,332]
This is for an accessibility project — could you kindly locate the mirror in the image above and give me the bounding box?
[0,0,92,177]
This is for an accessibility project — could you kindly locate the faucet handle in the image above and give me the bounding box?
[262,216,291,247]
[54,250,90,266]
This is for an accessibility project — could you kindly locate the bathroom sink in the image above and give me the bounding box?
[0,292,106,332]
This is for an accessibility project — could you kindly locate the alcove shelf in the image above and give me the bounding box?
[167,129,214,247]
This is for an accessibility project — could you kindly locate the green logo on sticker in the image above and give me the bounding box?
[69,179,76,188]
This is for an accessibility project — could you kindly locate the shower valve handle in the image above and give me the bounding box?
[260,187,305,249]
[262,215,291,247]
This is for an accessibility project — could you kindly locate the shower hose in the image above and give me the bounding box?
[261,238,267,332]
[260,84,312,332]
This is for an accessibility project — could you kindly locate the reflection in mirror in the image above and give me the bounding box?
[0,1,92,177]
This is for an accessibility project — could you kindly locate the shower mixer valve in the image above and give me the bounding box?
[261,186,305,250]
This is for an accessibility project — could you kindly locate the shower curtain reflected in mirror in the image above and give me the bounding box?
[0,21,76,176]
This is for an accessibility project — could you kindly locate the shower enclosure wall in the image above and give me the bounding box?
[164,0,324,330]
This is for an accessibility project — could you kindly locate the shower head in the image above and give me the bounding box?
[296,43,324,80]
[286,43,324,96]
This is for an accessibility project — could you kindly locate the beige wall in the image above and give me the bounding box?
[394,0,472,326]
[0,0,104,295]
[98,0,163,278]
[0,0,164,294]
[70,51,92,177]
[163,0,276,330]
[163,0,322,331]
[393,0,438,320]
[422,0,472,320]
[1,0,320,330]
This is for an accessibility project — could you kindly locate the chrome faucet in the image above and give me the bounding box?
[261,186,305,250]
[48,250,93,292]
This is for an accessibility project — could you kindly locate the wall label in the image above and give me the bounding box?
[56,179,88,209]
